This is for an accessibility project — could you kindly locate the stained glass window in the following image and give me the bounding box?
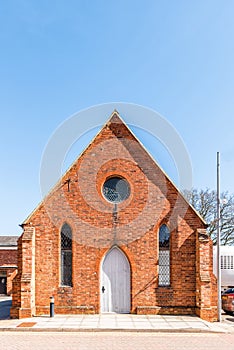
[158,224,170,286]
[61,223,72,286]
[102,177,130,203]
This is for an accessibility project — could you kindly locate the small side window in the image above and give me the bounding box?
[61,223,72,286]
[158,224,170,286]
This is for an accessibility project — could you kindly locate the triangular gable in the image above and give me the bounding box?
[22,110,206,226]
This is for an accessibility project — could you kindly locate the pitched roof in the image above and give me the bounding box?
[0,236,18,247]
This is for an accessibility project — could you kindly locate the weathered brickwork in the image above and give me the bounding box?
[0,248,18,295]
[11,112,218,321]
[0,249,17,266]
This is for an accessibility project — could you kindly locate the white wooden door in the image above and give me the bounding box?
[101,247,130,313]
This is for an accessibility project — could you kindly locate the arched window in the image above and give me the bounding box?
[158,224,170,286]
[61,223,72,286]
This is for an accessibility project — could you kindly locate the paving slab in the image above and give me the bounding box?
[0,313,234,333]
[1,297,234,333]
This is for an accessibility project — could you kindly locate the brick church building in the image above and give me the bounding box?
[11,111,217,321]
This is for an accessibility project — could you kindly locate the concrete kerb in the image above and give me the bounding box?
[0,327,226,333]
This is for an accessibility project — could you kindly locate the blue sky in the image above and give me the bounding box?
[1,1,234,235]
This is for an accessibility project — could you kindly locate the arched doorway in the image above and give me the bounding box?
[101,247,130,313]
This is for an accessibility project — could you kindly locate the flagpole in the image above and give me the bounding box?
[217,151,221,322]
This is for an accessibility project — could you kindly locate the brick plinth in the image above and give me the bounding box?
[136,306,195,315]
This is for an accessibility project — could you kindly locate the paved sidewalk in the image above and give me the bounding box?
[1,297,234,333]
[0,313,234,333]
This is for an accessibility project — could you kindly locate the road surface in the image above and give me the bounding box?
[0,332,233,350]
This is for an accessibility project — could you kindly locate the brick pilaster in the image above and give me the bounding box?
[196,229,218,322]
[10,227,35,318]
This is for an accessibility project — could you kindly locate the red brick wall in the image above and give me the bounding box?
[11,237,22,317]
[0,249,17,266]
[11,113,217,321]
[0,249,18,295]
[195,230,218,321]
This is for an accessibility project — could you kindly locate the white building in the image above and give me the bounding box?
[213,246,234,291]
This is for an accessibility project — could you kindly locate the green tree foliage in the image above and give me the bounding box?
[183,188,234,245]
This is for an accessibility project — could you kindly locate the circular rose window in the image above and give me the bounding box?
[102,177,130,203]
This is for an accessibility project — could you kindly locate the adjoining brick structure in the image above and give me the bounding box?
[0,236,18,295]
[11,111,218,321]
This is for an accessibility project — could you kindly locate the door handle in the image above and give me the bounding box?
[102,286,105,293]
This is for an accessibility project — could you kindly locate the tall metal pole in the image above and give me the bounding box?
[217,152,221,322]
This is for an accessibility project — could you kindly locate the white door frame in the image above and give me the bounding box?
[100,246,131,313]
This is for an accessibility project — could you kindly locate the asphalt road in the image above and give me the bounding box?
[0,332,233,350]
